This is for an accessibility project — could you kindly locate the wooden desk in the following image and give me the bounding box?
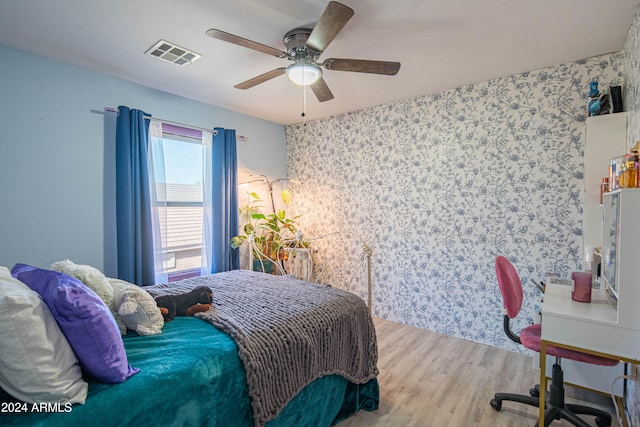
[539,283,640,426]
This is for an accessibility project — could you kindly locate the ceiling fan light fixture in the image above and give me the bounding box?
[286,63,322,86]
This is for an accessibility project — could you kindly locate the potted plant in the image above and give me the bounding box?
[231,192,303,273]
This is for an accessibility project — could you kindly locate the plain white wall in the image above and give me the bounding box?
[0,45,287,276]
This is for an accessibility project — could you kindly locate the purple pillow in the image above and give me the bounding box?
[11,263,139,383]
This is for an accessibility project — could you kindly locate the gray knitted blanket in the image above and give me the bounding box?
[146,270,378,427]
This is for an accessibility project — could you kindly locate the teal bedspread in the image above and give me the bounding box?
[0,317,378,427]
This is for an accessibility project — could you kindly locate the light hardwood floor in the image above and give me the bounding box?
[340,318,620,427]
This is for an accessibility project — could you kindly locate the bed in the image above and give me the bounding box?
[1,259,379,426]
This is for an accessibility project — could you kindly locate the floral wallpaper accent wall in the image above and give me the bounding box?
[625,8,640,149]
[622,10,640,427]
[286,53,623,352]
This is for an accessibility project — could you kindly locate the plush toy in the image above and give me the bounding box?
[154,286,213,322]
[51,259,127,335]
[109,278,164,336]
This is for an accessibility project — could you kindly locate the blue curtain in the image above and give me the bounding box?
[210,127,239,272]
[115,106,155,285]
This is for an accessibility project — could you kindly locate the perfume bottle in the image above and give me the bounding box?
[600,177,609,205]
[619,154,638,188]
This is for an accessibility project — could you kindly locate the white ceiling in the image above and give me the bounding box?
[1,0,639,125]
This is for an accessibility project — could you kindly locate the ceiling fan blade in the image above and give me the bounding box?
[305,1,354,54]
[234,68,287,90]
[322,58,401,75]
[310,77,334,102]
[206,29,288,58]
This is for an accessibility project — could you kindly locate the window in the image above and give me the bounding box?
[149,123,209,282]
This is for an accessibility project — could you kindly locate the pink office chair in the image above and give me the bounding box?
[490,256,619,427]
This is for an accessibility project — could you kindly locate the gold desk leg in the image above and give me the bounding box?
[539,341,547,427]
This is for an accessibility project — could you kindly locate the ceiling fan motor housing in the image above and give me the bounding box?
[283,28,317,60]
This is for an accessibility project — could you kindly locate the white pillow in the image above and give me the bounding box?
[109,278,164,336]
[0,266,88,404]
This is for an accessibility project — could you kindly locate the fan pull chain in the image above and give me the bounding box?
[301,86,307,119]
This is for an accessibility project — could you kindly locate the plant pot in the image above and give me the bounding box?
[253,259,274,274]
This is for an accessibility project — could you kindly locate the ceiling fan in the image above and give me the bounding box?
[205,1,401,102]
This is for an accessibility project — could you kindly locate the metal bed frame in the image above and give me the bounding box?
[247,230,373,312]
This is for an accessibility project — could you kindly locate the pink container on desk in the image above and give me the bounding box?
[571,272,592,303]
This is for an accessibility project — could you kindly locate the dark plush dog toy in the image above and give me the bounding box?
[154,286,213,322]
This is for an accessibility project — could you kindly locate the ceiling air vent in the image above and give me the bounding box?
[145,40,201,66]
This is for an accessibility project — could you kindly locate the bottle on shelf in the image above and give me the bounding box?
[618,154,638,189]
[600,177,609,205]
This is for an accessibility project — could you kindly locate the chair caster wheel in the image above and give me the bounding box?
[490,398,502,411]
[595,417,611,427]
[529,387,539,398]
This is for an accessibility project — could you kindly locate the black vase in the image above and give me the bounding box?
[610,86,623,113]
